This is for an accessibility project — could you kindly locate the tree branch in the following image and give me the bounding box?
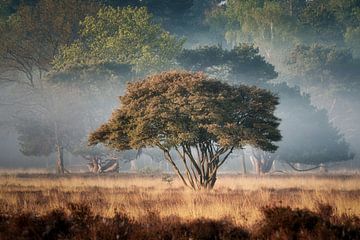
[286,162,321,172]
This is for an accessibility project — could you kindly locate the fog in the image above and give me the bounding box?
[0,0,359,173]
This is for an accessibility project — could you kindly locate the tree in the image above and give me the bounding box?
[72,143,121,173]
[53,6,184,75]
[205,0,301,61]
[15,116,80,174]
[266,84,353,172]
[205,0,360,63]
[12,82,94,173]
[15,117,56,158]
[177,44,277,85]
[344,26,360,58]
[287,44,360,89]
[285,44,360,162]
[0,0,99,87]
[89,71,281,189]
[298,0,343,44]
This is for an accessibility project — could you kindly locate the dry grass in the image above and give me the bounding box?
[0,173,359,229]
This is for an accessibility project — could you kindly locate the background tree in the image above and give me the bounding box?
[72,143,122,173]
[53,6,184,75]
[89,71,281,189]
[0,0,99,86]
[177,44,277,85]
[12,83,93,173]
[287,44,360,91]
[285,44,360,158]
[269,84,354,171]
[241,84,354,175]
[205,0,360,66]
[99,0,219,46]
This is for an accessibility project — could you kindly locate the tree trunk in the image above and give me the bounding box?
[241,150,247,174]
[130,159,137,172]
[262,157,275,173]
[319,163,328,173]
[250,155,261,176]
[255,158,262,176]
[249,149,276,175]
[92,157,100,173]
[56,144,64,174]
[160,144,234,190]
[208,171,217,190]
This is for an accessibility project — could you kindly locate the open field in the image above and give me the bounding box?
[0,173,360,239]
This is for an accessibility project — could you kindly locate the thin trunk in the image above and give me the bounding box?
[130,159,137,172]
[319,163,328,173]
[255,159,261,176]
[262,155,275,173]
[56,144,64,174]
[241,150,247,174]
[92,157,100,173]
[209,171,217,189]
[163,150,190,189]
[250,155,261,176]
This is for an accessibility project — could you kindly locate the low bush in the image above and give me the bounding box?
[0,203,359,239]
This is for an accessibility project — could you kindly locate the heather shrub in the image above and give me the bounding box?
[254,204,360,240]
[0,203,359,239]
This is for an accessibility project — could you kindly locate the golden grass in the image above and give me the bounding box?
[0,174,359,228]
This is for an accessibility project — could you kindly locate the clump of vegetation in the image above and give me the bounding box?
[0,202,359,239]
[254,203,360,240]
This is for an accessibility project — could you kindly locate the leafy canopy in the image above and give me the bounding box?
[89,71,281,153]
[287,44,360,92]
[53,6,184,74]
[177,44,278,85]
[0,0,99,87]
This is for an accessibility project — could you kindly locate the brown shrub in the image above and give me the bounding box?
[253,204,360,240]
[0,203,359,240]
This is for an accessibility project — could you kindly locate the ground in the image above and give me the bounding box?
[0,173,359,239]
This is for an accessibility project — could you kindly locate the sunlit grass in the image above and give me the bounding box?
[0,174,359,227]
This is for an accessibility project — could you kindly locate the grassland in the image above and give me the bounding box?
[0,173,359,239]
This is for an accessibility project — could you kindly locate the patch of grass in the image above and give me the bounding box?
[0,174,359,232]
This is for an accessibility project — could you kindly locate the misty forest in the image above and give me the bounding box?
[0,0,360,239]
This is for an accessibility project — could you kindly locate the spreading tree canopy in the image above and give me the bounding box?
[89,71,281,189]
